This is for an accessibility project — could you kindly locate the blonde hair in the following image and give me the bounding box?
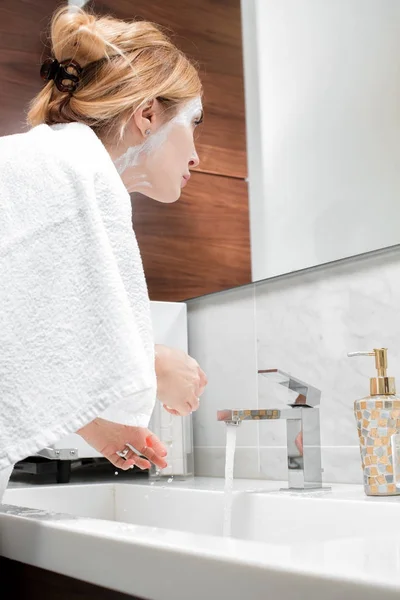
[27,6,202,140]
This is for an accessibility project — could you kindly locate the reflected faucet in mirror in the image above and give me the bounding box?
[217,369,327,491]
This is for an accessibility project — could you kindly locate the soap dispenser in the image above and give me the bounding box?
[348,348,400,496]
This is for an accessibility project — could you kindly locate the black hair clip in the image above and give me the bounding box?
[40,58,83,93]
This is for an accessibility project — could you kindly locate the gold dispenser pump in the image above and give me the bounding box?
[348,348,400,496]
[348,348,396,396]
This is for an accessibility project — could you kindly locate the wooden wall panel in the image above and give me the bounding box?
[132,172,250,301]
[88,0,247,179]
[88,0,252,300]
[1,0,252,301]
[0,0,62,136]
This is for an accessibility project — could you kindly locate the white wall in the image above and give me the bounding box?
[187,246,400,484]
[242,0,400,281]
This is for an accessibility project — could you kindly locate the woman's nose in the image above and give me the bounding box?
[189,149,200,169]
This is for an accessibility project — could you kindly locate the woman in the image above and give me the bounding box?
[0,5,207,498]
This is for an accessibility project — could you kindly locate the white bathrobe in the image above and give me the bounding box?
[0,122,157,498]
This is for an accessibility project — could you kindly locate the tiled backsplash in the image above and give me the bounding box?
[187,246,400,484]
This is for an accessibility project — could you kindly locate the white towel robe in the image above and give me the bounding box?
[0,122,157,474]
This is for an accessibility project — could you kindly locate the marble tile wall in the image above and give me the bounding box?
[187,246,400,484]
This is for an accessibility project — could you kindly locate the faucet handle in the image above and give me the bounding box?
[258,369,321,408]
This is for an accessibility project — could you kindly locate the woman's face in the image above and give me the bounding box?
[114,97,203,203]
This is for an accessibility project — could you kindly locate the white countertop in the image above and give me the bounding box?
[2,472,400,600]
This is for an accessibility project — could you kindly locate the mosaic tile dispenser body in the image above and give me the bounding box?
[351,348,400,496]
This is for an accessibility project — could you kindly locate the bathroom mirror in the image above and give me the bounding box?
[242,0,400,283]
[3,0,400,301]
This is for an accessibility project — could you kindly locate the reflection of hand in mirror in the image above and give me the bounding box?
[295,431,303,456]
[293,394,305,456]
[293,394,307,406]
[217,409,235,422]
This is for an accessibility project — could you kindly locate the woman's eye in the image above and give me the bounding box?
[194,112,204,127]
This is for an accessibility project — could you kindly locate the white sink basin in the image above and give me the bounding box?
[4,478,400,543]
[2,477,400,600]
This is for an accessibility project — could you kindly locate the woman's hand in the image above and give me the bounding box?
[155,344,208,416]
[77,418,168,471]
[295,431,303,455]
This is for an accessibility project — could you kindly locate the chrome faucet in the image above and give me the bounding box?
[217,369,326,491]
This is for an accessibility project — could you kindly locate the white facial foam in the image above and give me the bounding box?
[115,97,203,179]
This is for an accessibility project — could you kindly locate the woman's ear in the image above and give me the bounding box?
[133,98,161,138]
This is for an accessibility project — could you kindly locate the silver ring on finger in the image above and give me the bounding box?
[116,446,129,460]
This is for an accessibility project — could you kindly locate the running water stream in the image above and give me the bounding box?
[223,424,238,537]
